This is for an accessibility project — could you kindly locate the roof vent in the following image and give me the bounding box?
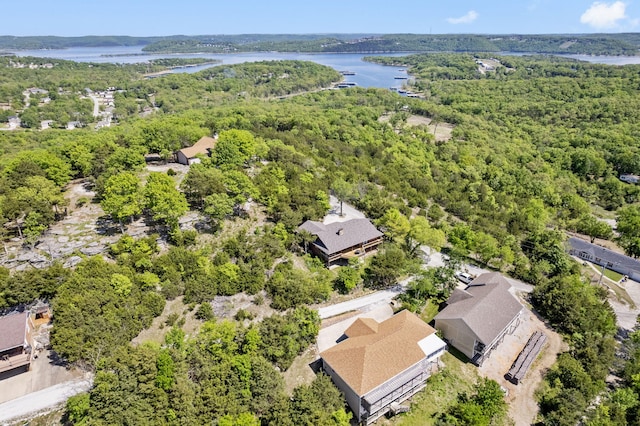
[337,228,344,236]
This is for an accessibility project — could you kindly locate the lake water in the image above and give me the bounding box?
[11,45,640,89]
[11,45,411,89]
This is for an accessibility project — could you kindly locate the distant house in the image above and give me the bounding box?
[8,116,21,129]
[620,174,640,184]
[320,310,446,424]
[298,218,384,266]
[0,312,34,375]
[176,136,217,165]
[435,272,523,365]
[568,237,640,281]
[66,121,83,130]
[27,87,48,95]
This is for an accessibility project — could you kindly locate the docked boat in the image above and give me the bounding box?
[394,76,408,79]
[340,71,356,75]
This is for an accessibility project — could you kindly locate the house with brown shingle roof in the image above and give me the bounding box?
[298,218,384,267]
[320,310,446,424]
[0,312,34,375]
[434,272,523,366]
[176,135,217,165]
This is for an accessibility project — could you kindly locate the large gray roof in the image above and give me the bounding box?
[568,237,640,274]
[0,312,28,352]
[435,272,523,345]
[298,219,383,255]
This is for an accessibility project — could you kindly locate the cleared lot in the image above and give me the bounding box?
[477,308,565,426]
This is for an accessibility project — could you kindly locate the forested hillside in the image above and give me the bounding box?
[1,51,640,425]
[2,33,639,55]
[141,33,640,55]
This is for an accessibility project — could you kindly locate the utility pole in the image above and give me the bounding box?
[598,263,606,285]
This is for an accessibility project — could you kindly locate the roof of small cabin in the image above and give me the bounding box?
[0,312,28,352]
[298,218,383,255]
[178,136,217,159]
[320,310,444,395]
[568,237,640,274]
[435,272,523,345]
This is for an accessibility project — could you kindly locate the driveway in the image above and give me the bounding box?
[317,305,394,353]
[422,247,533,295]
[323,196,365,224]
[0,377,92,424]
[318,286,402,320]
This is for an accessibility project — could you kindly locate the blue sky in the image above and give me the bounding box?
[5,1,640,36]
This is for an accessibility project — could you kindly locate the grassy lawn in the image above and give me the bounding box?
[419,299,440,323]
[381,349,513,426]
[604,268,623,282]
[383,351,478,426]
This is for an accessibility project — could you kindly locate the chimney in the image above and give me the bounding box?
[337,228,344,236]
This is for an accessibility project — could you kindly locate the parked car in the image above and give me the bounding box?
[455,271,474,284]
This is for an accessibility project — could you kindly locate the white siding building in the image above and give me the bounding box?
[320,310,446,424]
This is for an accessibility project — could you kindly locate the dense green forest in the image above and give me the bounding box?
[2,49,640,425]
[2,33,639,55]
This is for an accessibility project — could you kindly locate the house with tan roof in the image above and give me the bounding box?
[0,312,34,375]
[320,310,446,424]
[298,218,384,267]
[176,135,217,165]
[434,272,523,365]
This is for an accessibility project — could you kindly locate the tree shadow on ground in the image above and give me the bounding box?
[95,215,122,236]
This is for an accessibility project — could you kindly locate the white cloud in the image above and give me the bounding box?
[447,10,478,25]
[580,1,627,29]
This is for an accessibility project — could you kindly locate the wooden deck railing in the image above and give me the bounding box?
[0,353,31,373]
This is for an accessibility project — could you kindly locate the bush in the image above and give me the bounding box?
[253,294,264,306]
[165,313,180,326]
[235,308,254,321]
[76,196,90,207]
[195,302,214,321]
[169,229,198,247]
[334,266,361,294]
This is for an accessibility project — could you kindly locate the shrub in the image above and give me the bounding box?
[235,308,254,321]
[195,302,214,321]
[165,313,180,326]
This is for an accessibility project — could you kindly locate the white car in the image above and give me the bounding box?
[456,272,474,284]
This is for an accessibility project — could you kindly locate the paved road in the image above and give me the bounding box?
[0,378,92,424]
[88,95,100,117]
